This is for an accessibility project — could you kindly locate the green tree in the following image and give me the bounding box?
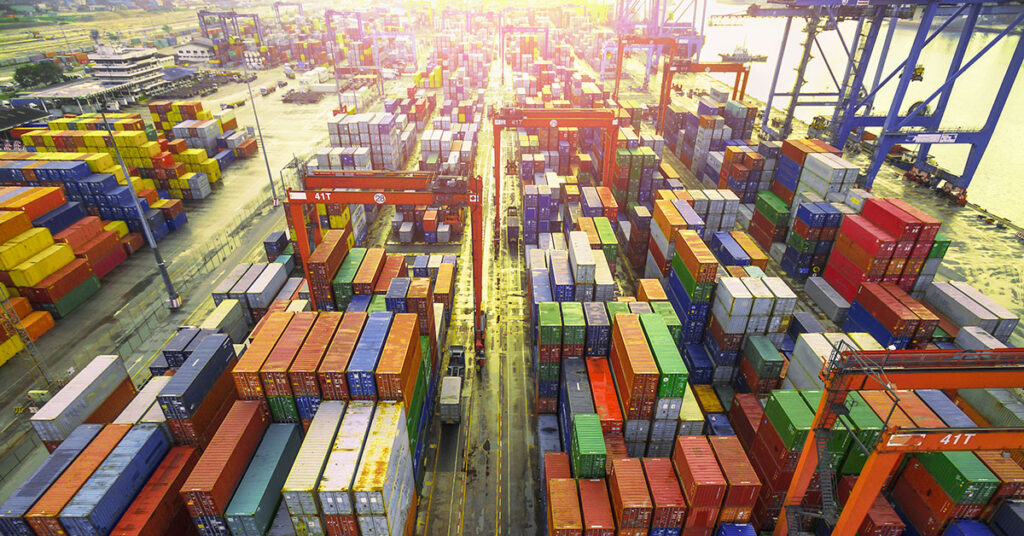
[13,62,64,88]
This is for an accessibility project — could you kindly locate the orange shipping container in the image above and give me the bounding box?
[352,247,386,295]
[20,310,55,341]
[289,312,341,398]
[375,313,422,409]
[260,312,316,398]
[318,312,367,400]
[1,187,66,220]
[233,312,293,399]
[0,211,32,244]
[608,314,659,420]
[547,478,583,536]
[636,279,667,302]
[675,230,718,283]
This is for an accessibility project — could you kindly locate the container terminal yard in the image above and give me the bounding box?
[3,1,1024,536]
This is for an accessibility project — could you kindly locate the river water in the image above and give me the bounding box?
[698,0,1024,224]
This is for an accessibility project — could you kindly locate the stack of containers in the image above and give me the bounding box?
[674,435,727,534]
[844,282,939,349]
[626,205,651,271]
[353,402,415,536]
[568,231,596,301]
[781,201,842,280]
[110,443,198,535]
[663,230,717,346]
[748,191,790,252]
[646,198,704,278]
[717,146,766,204]
[288,312,341,427]
[318,401,374,536]
[327,113,413,170]
[924,281,1019,343]
[333,247,367,311]
[260,312,316,423]
[30,354,134,452]
[307,230,351,311]
[607,458,653,534]
[770,139,843,206]
[282,401,344,534]
[711,435,761,524]
[156,335,238,446]
[608,314,659,457]
[639,312,688,457]
[642,457,687,534]
[536,302,562,414]
[224,424,301,536]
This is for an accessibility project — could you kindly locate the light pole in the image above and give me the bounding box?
[94,98,181,309]
[241,51,280,206]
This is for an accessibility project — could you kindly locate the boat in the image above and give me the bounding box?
[719,45,767,63]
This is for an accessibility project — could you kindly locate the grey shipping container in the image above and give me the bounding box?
[0,425,102,535]
[113,376,172,425]
[246,263,287,309]
[59,424,172,535]
[949,281,1019,342]
[225,424,303,536]
[213,263,251,304]
[439,377,461,424]
[924,282,1000,334]
[229,264,267,306]
[955,326,1008,351]
[804,277,850,324]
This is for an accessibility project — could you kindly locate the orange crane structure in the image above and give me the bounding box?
[286,169,485,347]
[492,107,620,230]
[775,344,1024,535]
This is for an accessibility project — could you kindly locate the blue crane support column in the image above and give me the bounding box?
[868,10,898,113]
[915,4,980,168]
[781,13,820,139]
[864,2,937,186]
[957,19,1024,189]
[828,6,883,148]
[762,16,793,137]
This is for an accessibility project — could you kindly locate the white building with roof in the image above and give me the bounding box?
[88,46,167,93]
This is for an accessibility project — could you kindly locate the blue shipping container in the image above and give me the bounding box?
[346,312,393,399]
[157,334,235,420]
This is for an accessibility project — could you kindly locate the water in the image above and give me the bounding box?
[700,0,1024,224]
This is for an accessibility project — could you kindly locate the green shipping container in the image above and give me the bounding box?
[561,302,586,351]
[225,424,303,536]
[406,361,428,454]
[764,390,814,451]
[47,275,100,319]
[332,248,366,309]
[956,388,1024,427]
[537,302,562,346]
[838,392,884,475]
[595,218,618,262]
[268,396,299,422]
[368,294,387,313]
[638,313,687,398]
[571,414,606,478]
[786,231,816,254]
[670,254,713,301]
[650,301,682,345]
[929,234,951,259]
[743,336,785,379]
[798,390,850,456]
[916,452,999,505]
[538,362,560,382]
[755,190,791,227]
[605,302,631,325]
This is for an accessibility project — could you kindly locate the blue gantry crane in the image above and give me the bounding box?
[197,10,266,44]
[272,2,304,26]
[611,0,706,90]
[716,0,1024,191]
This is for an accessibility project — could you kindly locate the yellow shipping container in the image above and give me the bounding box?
[9,243,73,287]
[0,336,26,367]
[84,154,113,172]
[197,110,213,121]
[104,220,129,238]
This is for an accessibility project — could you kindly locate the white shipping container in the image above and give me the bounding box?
[283,401,346,516]
[924,282,1000,335]
[199,299,244,335]
[741,277,774,316]
[113,376,171,425]
[763,277,797,316]
[567,231,596,284]
[592,250,616,303]
[354,402,413,536]
[286,300,311,312]
[715,278,753,317]
[955,326,1008,351]
[31,355,129,442]
[246,263,287,309]
[948,281,1019,341]
[848,332,883,351]
[711,300,748,334]
[319,401,374,516]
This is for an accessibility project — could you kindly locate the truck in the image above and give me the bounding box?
[439,376,462,424]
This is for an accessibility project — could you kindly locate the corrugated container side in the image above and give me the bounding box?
[319,401,374,526]
[709,435,761,519]
[346,312,393,400]
[641,457,686,529]
[31,355,129,442]
[26,424,132,536]
[673,435,727,508]
[608,457,653,529]
[319,312,367,400]
[180,401,269,517]
[282,401,346,516]
[608,314,660,420]
[353,402,413,535]
[547,479,583,536]
[577,478,615,536]
[224,424,303,536]
[233,312,293,399]
[290,312,342,398]
[157,335,235,420]
[260,312,316,399]
[110,446,198,536]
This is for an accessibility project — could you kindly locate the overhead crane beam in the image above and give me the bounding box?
[272,2,304,25]
[286,171,484,342]
[773,345,1024,536]
[655,59,749,135]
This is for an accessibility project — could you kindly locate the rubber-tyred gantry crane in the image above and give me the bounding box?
[775,345,1024,536]
[654,59,749,135]
[286,170,486,347]
[612,36,679,101]
[492,107,619,230]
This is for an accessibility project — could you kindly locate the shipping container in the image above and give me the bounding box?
[319,401,374,534]
[224,424,302,536]
[180,401,269,517]
[158,335,235,420]
[547,479,583,536]
[31,355,131,442]
[608,457,652,529]
[642,457,686,529]
[673,436,727,508]
[319,312,367,400]
[234,312,293,399]
[283,401,345,522]
[577,478,615,536]
[110,446,198,536]
[347,312,393,400]
[353,402,414,536]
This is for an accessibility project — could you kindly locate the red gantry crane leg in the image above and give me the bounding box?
[773,346,1024,536]
[286,170,484,345]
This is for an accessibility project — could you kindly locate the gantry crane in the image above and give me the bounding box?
[286,170,486,352]
[492,107,619,231]
[653,58,749,135]
[272,2,304,26]
[774,343,1024,535]
[612,36,679,99]
[197,10,265,43]
[498,24,551,84]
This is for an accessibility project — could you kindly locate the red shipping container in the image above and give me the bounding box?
[21,258,94,303]
[307,229,351,304]
[180,401,269,517]
[891,241,914,259]
[233,312,293,399]
[121,232,145,256]
[839,215,897,258]
[882,283,939,339]
[586,357,624,436]
[729,393,764,451]
[545,452,573,480]
[577,478,615,536]
[891,465,958,536]
[318,312,367,400]
[862,198,922,242]
[166,501,200,536]
[283,314,336,399]
[608,458,653,529]
[608,315,659,420]
[406,277,434,337]
[603,432,628,475]
[25,424,132,536]
[710,435,761,514]
[900,458,982,520]
[92,246,127,279]
[373,254,407,295]
[168,362,238,447]
[323,513,358,536]
[738,357,779,398]
[261,312,316,398]
[642,457,687,529]
[547,479,583,536]
[432,262,454,307]
[888,198,941,241]
[352,247,386,295]
[674,436,727,509]
[376,313,422,408]
[837,476,905,536]
[1,187,66,220]
[684,507,720,528]
[855,283,919,337]
[111,446,199,536]
[55,216,103,250]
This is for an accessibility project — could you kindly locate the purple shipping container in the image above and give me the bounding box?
[548,250,574,302]
[915,389,977,428]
